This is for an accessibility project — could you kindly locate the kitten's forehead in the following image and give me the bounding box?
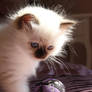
[33,8,61,27]
[31,30,57,41]
[11,6,63,29]
[28,27,59,45]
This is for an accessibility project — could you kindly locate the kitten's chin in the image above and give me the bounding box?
[34,58,47,62]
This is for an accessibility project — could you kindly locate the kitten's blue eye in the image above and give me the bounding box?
[31,42,39,48]
[47,45,54,50]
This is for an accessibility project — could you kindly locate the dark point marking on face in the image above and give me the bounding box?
[35,46,47,59]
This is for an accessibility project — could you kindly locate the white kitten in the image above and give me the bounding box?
[0,5,76,92]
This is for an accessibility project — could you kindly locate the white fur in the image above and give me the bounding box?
[0,25,39,92]
[0,6,74,92]
[11,6,65,33]
[10,6,72,56]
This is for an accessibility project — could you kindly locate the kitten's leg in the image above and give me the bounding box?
[2,79,30,92]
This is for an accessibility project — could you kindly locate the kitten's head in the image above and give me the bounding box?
[11,6,76,61]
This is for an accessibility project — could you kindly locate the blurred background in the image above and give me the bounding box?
[0,0,92,69]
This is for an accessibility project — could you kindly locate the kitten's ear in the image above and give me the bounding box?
[14,14,39,30]
[60,19,77,30]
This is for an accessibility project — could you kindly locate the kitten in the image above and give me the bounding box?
[0,6,76,92]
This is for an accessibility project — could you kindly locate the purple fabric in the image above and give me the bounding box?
[36,62,92,79]
[30,75,92,92]
[30,62,92,92]
[34,85,60,92]
[30,78,65,92]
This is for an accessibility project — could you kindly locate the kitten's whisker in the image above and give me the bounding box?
[44,60,51,72]
[53,56,71,74]
[52,56,70,74]
[49,56,70,74]
[50,56,61,65]
[47,58,55,71]
[50,61,57,74]
[48,60,56,74]
[49,56,68,74]
[68,44,78,56]
[55,51,67,58]
[48,57,58,74]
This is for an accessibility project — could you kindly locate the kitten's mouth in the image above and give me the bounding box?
[35,54,47,60]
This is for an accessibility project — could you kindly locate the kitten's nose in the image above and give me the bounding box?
[35,47,47,59]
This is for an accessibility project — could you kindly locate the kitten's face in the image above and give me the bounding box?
[26,28,61,60]
[12,7,76,61]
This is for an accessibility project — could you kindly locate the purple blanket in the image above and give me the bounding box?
[29,62,92,92]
